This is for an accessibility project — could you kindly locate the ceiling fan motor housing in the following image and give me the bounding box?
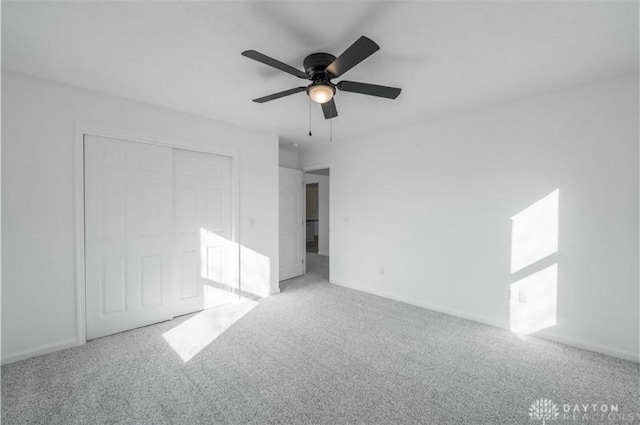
[303,53,337,80]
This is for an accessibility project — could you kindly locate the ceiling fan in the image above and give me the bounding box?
[242,36,401,120]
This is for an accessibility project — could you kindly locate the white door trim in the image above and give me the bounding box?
[74,122,240,346]
[302,163,331,173]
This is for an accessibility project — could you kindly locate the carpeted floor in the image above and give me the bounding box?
[2,253,639,424]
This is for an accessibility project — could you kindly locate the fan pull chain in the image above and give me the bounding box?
[308,98,312,137]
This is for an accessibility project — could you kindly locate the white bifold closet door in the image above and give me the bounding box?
[173,149,236,317]
[85,136,174,340]
[84,136,236,340]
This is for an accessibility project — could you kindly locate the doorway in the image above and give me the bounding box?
[304,168,330,281]
[305,183,319,253]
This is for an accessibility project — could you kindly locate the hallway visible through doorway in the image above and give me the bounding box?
[304,167,330,281]
[304,168,329,257]
[306,183,319,254]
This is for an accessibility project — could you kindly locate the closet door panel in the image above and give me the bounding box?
[85,135,174,340]
[174,149,237,317]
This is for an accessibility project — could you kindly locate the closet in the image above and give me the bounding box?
[84,135,236,339]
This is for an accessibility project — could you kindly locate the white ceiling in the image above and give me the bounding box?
[3,1,638,148]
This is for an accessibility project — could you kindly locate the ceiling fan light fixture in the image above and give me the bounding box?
[307,84,335,104]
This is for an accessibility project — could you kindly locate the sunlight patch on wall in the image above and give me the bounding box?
[511,190,559,273]
[509,264,557,334]
[240,245,271,298]
[509,189,559,335]
[162,299,258,362]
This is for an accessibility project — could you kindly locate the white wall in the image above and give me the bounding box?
[304,173,330,256]
[1,71,279,363]
[301,75,639,362]
[279,147,299,169]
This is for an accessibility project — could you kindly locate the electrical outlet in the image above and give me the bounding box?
[519,290,528,303]
[509,287,518,302]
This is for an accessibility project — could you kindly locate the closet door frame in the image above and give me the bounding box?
[74,123,239,347]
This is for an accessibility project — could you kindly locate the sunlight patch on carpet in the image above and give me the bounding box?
[162,300,258,362]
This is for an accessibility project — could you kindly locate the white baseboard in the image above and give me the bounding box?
[533,330,639,363]
[4,286,636,365]
[331,280,506,328]
[317,251,329,257]
[2,338,79,365]
[330,280,639,364]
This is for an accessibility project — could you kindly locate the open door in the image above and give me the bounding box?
[279,167,304,281]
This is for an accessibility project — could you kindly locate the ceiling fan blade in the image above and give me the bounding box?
[325,36,379,78]
[337,81,401,99]
[252,87,307,103]
[242,50,307,79]
[321,98,338,119]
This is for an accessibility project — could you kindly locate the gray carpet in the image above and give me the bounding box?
[2,253,639,424]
